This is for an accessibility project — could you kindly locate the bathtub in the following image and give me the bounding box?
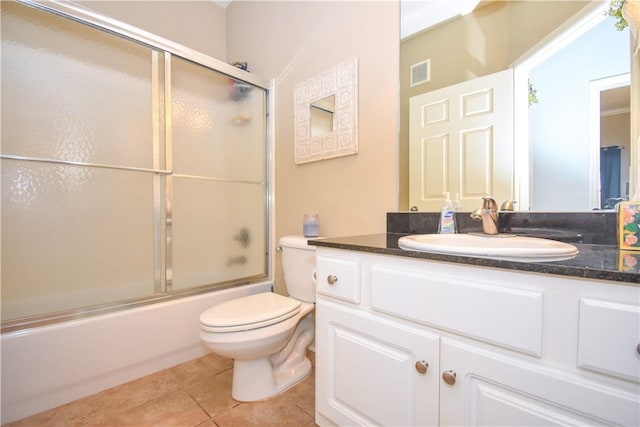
[0,281,272,424]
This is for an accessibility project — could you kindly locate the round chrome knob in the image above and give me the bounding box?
[415,360,429,374]
[327,275,338,285]
[442,370,457,385]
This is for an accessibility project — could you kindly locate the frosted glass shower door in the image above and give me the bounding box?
[1,1,270,325]
[170,57,267,290]
[1,2,159,320]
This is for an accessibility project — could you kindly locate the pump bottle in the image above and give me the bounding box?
[438,192,457,234]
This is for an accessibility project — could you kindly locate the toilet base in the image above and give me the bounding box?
[231,316,314,401]
[231,356,311,401]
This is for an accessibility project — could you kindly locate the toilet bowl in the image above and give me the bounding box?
[199,235,317,401]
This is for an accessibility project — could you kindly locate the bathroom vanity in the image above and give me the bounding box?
[310,233,640,426]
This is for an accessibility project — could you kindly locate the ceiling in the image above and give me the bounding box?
[400,0,482,40]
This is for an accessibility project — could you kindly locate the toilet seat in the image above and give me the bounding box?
[200,292,301,333]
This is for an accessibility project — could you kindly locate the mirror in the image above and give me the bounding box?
[294,58,358,164]
[400,0,637,212]
[310,95,336,137]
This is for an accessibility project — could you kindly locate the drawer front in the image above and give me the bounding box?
[317,255,361,303]
[578,298,640,383]
[370,265,544,356]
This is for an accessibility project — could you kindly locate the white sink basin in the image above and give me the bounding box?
[398,233,579,262]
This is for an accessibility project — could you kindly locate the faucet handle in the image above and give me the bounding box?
[482,196,498,211]
[470,208,483,221]
[500,200,517,211]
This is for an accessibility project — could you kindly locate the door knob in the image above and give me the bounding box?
[327,275,338,285]
[415,360,429,374]
[442,370,457,385]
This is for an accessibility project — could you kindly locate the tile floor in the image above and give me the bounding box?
[4,351,316,427]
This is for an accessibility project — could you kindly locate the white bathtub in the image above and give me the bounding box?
[0,282,272,424]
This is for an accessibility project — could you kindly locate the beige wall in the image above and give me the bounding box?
[80,1,227,59]
[226,1,400,294]
[398,1,591,209]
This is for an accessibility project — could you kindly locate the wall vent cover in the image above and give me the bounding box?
[410,59,431,87]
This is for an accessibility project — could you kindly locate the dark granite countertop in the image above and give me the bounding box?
[309,233,640,285]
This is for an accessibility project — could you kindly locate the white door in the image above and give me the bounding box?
[440,338,640,426]
[316,299,440,426]
[409,69,514,211]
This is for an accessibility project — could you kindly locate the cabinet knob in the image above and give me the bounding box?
[415,360,429,374]
[442,370,457,385]
[327,275,338,285]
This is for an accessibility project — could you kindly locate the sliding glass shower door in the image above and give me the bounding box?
[170,57,267,291]
[1,1,269,326]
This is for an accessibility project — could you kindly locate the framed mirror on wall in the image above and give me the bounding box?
[294,57,358,165]
[400,0,637,212]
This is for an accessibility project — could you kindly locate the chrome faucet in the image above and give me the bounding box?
[471,196,499,235]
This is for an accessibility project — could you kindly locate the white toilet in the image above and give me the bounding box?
[199,235,316,402]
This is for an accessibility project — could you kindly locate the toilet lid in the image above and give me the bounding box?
[200,292,301,333]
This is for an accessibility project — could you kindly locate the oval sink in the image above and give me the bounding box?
[398,233,579,262]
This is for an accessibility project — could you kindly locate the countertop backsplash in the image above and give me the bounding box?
[387,211,618,246]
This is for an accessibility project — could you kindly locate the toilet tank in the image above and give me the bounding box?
[279,235,317,303]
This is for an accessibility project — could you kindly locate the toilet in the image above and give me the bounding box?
[199,235,316,402]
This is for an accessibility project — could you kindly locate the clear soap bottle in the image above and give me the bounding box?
[438,192,457,234]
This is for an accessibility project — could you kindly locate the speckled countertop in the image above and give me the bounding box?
[309,233,640,285]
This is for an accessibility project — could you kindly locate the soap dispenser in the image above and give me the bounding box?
[438,192,457,234]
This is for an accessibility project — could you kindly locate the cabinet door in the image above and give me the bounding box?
[440,339,640,426]
[316,299,439,426]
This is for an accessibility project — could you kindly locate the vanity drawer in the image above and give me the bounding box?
[578,298,640,383]
[316,254,361,304]
[369,265,544,356]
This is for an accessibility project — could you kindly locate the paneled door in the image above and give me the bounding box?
[409,69,514,211]
[316,299,440,426]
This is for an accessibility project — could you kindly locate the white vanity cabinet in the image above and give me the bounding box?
[314,248,640,427]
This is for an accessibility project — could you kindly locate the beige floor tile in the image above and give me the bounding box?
[170,352,233,386]
[82,368,180,415]
[184,368,239,418]
[283,369,315,418]
[212,394,316,427]
[108,389,209,427]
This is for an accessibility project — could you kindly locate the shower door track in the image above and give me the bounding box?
[1,278,267,334]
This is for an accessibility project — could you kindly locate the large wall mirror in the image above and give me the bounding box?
[400,0,639,212]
